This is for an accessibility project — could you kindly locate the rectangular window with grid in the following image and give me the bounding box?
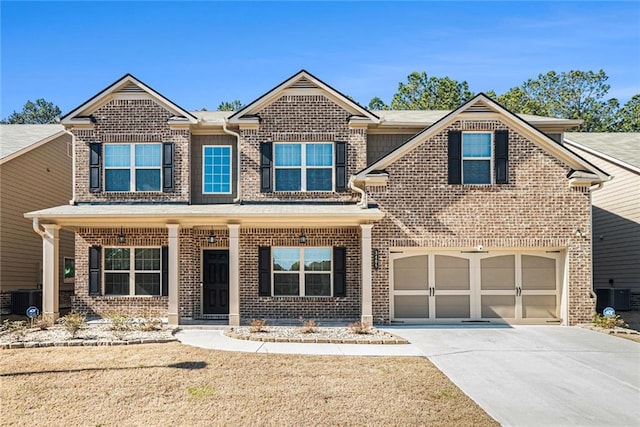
[104,247,162,296]
[272,247,332,296]
[104,143,162,192]
[202,145,232,194]
[274,142,333,191]
[462,133,492,184]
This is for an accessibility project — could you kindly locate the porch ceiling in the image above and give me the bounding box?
[25,203,384,227]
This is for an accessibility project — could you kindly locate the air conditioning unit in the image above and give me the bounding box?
[11,289,42,315]
[595,288,631,312]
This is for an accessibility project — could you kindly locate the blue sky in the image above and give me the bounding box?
[1,1,639,118]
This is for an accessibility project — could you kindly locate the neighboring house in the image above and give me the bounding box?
[25,71,609,326]
[563,133,640,308]
[0,124,75,314]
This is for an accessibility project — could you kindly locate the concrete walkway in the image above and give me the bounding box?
[384,325,640,427]
[176,325,640,426]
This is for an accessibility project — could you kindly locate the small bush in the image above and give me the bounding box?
[593,313,628,329]
[138,310,163,332]
[1,319,26,333]
[59,311,86,338]
[32,315,52,330]
[249,319,268,333]
[299,317,318,334]
[348,321,372,335]
[103,310,134,332]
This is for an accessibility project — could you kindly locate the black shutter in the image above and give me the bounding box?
[258,246,271,296]
[162,142,174,192]
[161,246,169,297]
[89,143,102,192]
[335,141,347,191]
[448,131,462,184]
[495,130,509,184]
[260,142,273,192]
[89,246,102,296]
[333,247,346,297]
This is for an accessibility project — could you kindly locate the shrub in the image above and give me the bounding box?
[59,311,86,338]
[348,321,372,335]
[103,310,134,332]
[138,310,163,332]
[593,313,628,329]
[2,320,27,341]
[249,319,268,333]
[299,317,318,334]
[33,315,52,330]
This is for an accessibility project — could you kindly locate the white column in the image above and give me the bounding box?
[42,224,60,322]
[167,224,180,325]
[228,224,241,326]
[360,224,374,325]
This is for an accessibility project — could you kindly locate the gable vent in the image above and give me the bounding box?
[290,77,318,89]
[465,100,493,113]
[117,83,145,93]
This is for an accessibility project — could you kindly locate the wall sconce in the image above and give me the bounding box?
[208,230,216,244]
[118,227,126,244]
[299,233,307,245]
[373,248,379,269]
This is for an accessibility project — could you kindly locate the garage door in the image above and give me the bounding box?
[391,251,562,324]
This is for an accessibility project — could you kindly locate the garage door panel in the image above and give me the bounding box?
[481,295,516,318]
[435,295,470,318]
[394,295,429,318]
[522,295,556,319]
[481,255,515,290]
[522,255,556,290]
[435,255,470,290]
[394,255,428,290]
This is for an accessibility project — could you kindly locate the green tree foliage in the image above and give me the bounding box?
[497,70,617,131]
[1,98,61,124]
[368,96,389,110]
[217,100,243,111]
[387,72,474,110]
[616,94,640,131]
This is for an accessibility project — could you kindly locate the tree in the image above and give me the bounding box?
[616,94,640,131]
[368,96,388,110]
[388,72,473,110]
[217,100,243,111]
[1,98,61,124]
[497,70,617,131]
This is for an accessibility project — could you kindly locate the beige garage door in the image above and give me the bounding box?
[392,251,561,324]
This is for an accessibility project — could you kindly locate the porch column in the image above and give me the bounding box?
[42,224,60,322]
[167,224,180,325]
[360,224,374,325]
[228,224,240,326]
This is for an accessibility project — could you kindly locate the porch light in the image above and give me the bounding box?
[299,233,307,245]
[208,232,216,244]
[118,227,126,244]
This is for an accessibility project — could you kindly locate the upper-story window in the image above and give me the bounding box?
[448,130,508,185]
[104,143,162,191]
[203,145,232,194]
[462,133,492,184]
[274,143,333,191]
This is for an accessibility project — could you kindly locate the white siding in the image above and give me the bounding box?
[0,134,75,292]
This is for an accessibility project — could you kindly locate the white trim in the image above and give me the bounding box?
[202,145,233,194]
[461,131,493,185]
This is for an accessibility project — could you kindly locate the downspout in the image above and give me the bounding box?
[61,128,76,205]
[348,176,367,209]
[32,217,46,238]
[588,181,604,303]
[222,120,242,203]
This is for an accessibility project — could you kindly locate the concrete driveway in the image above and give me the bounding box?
[383,325,640,427]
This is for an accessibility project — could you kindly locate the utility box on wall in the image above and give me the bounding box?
[596,288,631,312]
[11,289,42,315]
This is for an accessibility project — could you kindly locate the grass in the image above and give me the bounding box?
[0,343,498,426]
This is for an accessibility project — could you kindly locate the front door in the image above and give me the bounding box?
[202,250,229,315]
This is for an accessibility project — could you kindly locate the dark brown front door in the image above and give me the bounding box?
[202,250,229,315]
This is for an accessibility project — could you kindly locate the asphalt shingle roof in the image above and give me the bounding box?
[565,132,640,169]
[0,124,64,160]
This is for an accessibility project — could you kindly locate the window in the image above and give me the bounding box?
[104,143,162,191]
[462,133,492,184]
[64,258,75,284]
[203,145,232,194]
[104,247,162,296]
[274,143,333,191]
[272,247,332,296]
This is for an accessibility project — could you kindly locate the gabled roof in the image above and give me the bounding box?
[564,132,640,173]
[0,124,66,164]
[355,93,610,185]
[228,70,379,124]
[60,74,197,125]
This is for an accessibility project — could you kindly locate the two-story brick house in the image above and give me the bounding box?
[26,70,609,326]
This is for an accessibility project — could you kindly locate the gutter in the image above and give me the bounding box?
[222,120,242,203]
[348,176,367,209]
[32,217,46,237]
